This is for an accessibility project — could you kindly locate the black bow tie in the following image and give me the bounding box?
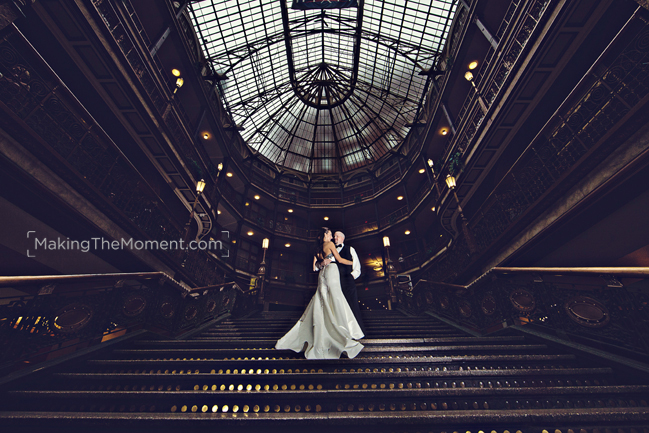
[335,244,342,248]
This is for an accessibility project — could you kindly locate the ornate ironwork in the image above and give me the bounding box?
[422,10,649,284]
[401,268,649,356]
[0,272,247,369]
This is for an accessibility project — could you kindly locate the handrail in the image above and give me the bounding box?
[421,5,649,285]
[189,281,245,294]
[412,279,465,291]
[492,267,649,278]
[399,266,649,359]
[0,272,181,289]
[0,271,260,371]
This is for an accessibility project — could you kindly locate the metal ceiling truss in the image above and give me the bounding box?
[189,0,457,174]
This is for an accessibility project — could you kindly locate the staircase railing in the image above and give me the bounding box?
[0,272,258,373]
[398,267,649,359]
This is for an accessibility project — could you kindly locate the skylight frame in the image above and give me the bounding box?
[189,0,457,174]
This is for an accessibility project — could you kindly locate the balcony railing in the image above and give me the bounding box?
[346,221,379,237]
[379,205,409,227]
[399,267,649,358]
[0,272,254,372]
[0,26,230,288]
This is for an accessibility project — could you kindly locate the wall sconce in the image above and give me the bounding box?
[173,77,184,94]
[382,235,396,307]
[427,158,442,197]
[427,159,435,175]
[464,70,488,113]
[183,179,206,242]
[445,174,477,255]
[257,238,270,305]
[445,174,456,189]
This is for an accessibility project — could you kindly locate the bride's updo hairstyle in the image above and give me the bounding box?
[313,227,330,257]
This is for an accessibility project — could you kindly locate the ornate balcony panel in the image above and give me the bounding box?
[405,268,649,357]
[0,272,241,368]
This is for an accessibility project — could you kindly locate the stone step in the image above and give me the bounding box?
[48,367,613,390]
[83,354,578,372]
[5,387,649,421]
[108,344,550,360]
[133,336,527,348]
[2,407,649,433]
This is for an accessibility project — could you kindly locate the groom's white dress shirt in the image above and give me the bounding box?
[314,244,361,278]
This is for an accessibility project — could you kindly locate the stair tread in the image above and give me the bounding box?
[9,385,648,399]
[53,367,613,379]
[138,337,526,345]
[2,407,649,424]
[114,345,548,355]
[86,354,576,365]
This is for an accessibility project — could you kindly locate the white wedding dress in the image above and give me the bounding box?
[275,254,364,359]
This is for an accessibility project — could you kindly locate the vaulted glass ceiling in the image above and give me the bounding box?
[189,0,457,174]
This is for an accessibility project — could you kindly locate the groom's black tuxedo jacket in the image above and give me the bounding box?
[334,244,365,333]
[335,245,354,286]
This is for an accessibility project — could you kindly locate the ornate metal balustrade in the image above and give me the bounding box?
[398,267,649,358]
[0,272,252,372]
[345,221,379,237]
[0,26,231,288]
[243,208,272,231]
[423,7,649,284]
[343,185,374,204]
[91,0,211,182]
[378,205,409,228]
[438,0,550,177]
[218,181,243,212]
[412,177,436,206]
[275,222,309,238]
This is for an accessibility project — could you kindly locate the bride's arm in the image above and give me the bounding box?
[326,243,353,266]
[313,256,319,272]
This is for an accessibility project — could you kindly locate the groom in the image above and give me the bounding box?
[322,230,365,334]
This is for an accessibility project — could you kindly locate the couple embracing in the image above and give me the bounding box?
[275,227,366,359]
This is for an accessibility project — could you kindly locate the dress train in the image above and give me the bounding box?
[275,262,364,359]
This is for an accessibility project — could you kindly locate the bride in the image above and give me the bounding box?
[275,227,364,359]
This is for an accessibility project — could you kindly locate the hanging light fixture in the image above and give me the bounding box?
[445,174,456,189]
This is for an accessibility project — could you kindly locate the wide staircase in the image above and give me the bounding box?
[2,310,649,432]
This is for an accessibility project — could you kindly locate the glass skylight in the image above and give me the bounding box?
[190,0,457,174]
